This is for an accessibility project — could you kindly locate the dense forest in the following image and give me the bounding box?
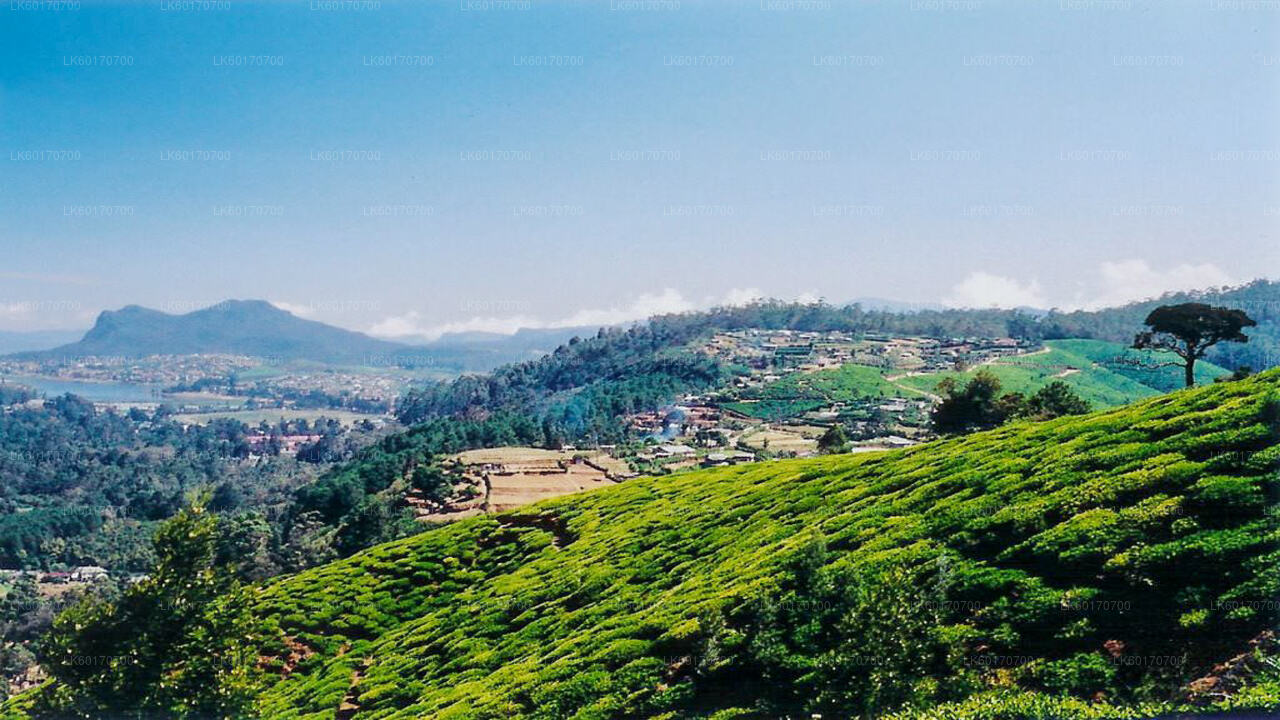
[0,387,397,698]
[395,325,730,436]
[0,389,370,572]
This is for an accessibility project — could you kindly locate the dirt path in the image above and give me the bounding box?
[884,345,1052,402]
[894,382,940,401]
[335,657,372,720]
[883,371,942,401]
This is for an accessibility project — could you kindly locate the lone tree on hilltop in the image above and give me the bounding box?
[1133,303,1256,388]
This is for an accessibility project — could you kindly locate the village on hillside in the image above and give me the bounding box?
[406,331,1046,522]
[618,330,1038,465]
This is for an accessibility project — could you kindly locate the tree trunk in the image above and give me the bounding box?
[1184,357,1196,388]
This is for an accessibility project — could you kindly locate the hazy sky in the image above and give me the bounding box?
[2,0,1278,337]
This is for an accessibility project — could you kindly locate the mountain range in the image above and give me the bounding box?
[5,301,589,370]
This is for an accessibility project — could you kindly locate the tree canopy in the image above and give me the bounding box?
[932,372,1091,434]
[36,501,259,718]
[1133,303,1256,387]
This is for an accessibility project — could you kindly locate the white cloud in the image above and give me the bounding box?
[369,289,692,340]
[549,288,695,329]
[1077,259,1233,310]
[407,313,543,338]
[720,287,765,306]
[270,301,317,318]
[942,272,1047,309]
[367,286,808,341]
[942,261,1236,312]
[370,311,538,339]
[368,311,428,338]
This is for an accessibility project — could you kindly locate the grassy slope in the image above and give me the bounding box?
[241,370,1280,719]
[720,363,909,419]
[722,340,1228,422]
[897,339,1230,408]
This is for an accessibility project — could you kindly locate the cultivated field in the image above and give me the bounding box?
[453,447,629,475]
[429,447,627,517]
[738,426,819,454]
[485,462,616,512]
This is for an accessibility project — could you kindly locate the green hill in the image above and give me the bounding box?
[393,282,1277,447]
[896,339,1230,409]
[720,339,1229,422]
[219,371,1280,718]
[1046,338,1231,392]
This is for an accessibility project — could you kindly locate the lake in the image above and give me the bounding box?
[1,374,164,403]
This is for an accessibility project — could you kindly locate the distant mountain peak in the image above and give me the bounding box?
[19,299,411,364]
[209,298,283,311]
[100,304,164,318]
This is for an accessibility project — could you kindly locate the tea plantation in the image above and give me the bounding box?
[224,370,1280,718]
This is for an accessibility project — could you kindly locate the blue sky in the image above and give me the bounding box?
[2,0,1278,337]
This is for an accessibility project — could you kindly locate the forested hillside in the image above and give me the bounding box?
[0,390,329,572]
[281,413,548,561]
[23,370,1270,719]
[396,281,1278,440]
[395,324,730,440]
[393,303,1046,430]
